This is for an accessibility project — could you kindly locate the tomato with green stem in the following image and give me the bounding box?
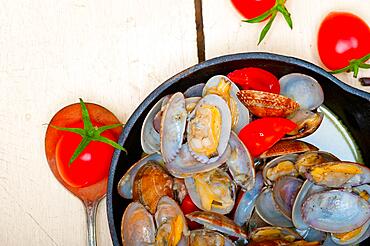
[238,118,297,157]
[318,12,370,78]
[231,0,276,19]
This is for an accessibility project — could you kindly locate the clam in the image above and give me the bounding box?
[173,178,187,203]
[263,154,299,185]
[185,168,235,214]
[160,92,187,163]
[186,211,248,239]
[260,140,318,159]
[237,90,300,118]
[304,161,370,188]
[255,188,293,227]
[227,131,255,190]
[279,73,324,110]
[284,110,324,140]
[187,94,231,163]
[133,163,174,214]
[302,190,370,233]
[121,202,156,246]
[249,227,302,243]
[118,153,164,199]
[247,210,270,235]
[185,97,201,113]
[184,83,205,98]
[203,75,250,133]
[296,227,326,243]
[165,143,231,178]
[234,172,264,226]
[295,151,339,174]
[188,229,234,246]
[272,176,303,219]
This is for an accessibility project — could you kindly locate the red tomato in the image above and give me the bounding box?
[231,0,276,19]
[180,195,202,230]
[238,118,296,157]
[55,121,117,188]
[318,12,370,70]
[227,67,280,94]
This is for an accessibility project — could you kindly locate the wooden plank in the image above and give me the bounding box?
[202,0,370,92]
[0,0,197,245]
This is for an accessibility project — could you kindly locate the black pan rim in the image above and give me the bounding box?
[106,51,370,245]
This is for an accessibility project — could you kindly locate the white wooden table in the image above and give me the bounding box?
[0,0,369,245]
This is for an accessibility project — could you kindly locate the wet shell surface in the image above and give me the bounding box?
[160,92,187,163]
[260,140,318,159]
[237,90,300,118]
[186,211,248,239]
[188,229,234,246]
[187,94,232,163]
[302,190,370,233]
[132,163,173,214]
[118,153,164,199]
[284,110,324,140]
[227,131,255,190]
[263,154,299,185]
[279,73,324,110]
[121,202,156,246]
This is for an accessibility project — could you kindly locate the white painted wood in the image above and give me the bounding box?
[0,0,197,245]
[202,0,370,92]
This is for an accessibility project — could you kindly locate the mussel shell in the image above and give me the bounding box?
[234,172,264,226]
[187,94,232,164]
[255,188,293,227]
[237,90,300,118]
[121,202,156,246]
[186,211,248,239]
[166,143,231,178]
[279,73,324,110]
[227,131,255,190]
[160,92,187,163]
[203,75,250,133]
[302,190,370,233]
[292,180,328,230]
[184,83,205,98]
[305,161,370,188]
[272,176,303,219]
[117,153,164,199]
[260,140,318,159]
[141,97,163,154]
[184,168,235,214]
[133,163,174,214]
[188,229,234,246]
[263,154,299,186]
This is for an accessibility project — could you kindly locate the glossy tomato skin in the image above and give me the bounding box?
[55,121,117,188]
[181,195,202,230]
[231,0,276,19]
[238,118,296,157]
[318,12,370,70]
[227,67,280,94]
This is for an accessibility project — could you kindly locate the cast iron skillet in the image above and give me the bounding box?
[107,52,370,245]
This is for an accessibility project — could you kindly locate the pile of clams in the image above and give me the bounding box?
[117,72,370,245]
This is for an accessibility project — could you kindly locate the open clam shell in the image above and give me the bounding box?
[203,75,250,133]
[187,94,232,164]
[184,83,205,98]
[184,168,236,214]
[117,153,164,199]
[302,190,370,233]
[284,110,324,140]
[249,226,302,243]
[295,151,339,175]
[263,154,299,186]
[237,90,300,118]
[304,161,370,188]
[186,211,248,239]
[260,140,318,159]
[234,171,264,226]
[165,143,231,178]
[255,188,293,227]
[227,131,255,190]
[296,227,327,243]
[185,97,201,112]
[188,229,234,246]
[160,92,187,163]
[279,73,324,110]
[121,202,156,246]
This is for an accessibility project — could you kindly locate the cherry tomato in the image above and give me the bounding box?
[227,67,280,94]
[238,118,296,157]
[318,12,370,70]
[231,0,276,19]
[180,195,202,230]
[55,121,117,188]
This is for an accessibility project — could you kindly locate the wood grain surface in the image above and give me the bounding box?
[0,0,369,245]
